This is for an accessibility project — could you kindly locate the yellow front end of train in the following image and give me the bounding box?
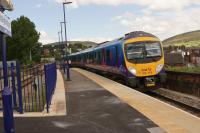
[123,36,166,89]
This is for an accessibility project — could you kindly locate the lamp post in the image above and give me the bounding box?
[58,31,61,45]
[60,22,64,45]
[62,1,72,81]
[63,1,72,48]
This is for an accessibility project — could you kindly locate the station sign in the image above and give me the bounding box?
[0,11,11,36]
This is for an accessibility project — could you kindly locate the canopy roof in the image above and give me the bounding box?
[0,0,13,11]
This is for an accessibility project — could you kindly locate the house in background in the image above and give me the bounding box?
[164,46,200,67]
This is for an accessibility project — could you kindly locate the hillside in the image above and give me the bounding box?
[45,41,98,47]
[69,41,98,47]
[163,30,200,47]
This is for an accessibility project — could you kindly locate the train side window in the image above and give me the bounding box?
[106,49,111,65]
[89,53,91,63]
[93,52,95,63]
[115,46,118,66]
[86,54,88,62]
[101,49,104,64]
[92,52,95,63]
[98,51,101,64]
[95,52,97,64]
[90,53,92,63]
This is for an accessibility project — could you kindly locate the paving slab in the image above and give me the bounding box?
[0,69,165,133]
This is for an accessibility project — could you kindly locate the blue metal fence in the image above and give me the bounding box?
[0,62,23,113]
[21,64,46,112]
[0,62,57,113]
[44,63,57,113]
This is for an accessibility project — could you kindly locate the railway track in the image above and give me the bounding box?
[146,90,200,118]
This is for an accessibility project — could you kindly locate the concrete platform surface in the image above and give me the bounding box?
[0,69,165,133]
[75,68,200,133]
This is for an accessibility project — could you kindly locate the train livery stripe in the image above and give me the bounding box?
[124,37,160,44]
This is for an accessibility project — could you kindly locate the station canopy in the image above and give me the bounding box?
[0,0,13,11]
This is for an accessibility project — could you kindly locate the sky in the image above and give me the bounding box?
[5,0,200,44]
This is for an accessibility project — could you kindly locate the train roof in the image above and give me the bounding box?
[69,47,94,56]
[69,31,158,56]
[94,37,124,50]
[124,31,157,40]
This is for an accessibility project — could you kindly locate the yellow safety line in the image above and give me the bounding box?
[74,68,200,133]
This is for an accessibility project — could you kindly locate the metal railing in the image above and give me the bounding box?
[44,63,57,113]
[0,62,57,113]
[0,62,24,113]
[21,64,46,112]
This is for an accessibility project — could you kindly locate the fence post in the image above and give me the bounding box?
[63,63,66,73]
[66,64,70,81]
[1,32,15,133]
[2,88,15,133]
[36,66,41,111]
[11,63,17,108]
[16,62,23,114]
[44,64,49,113]
[44,63,57,113]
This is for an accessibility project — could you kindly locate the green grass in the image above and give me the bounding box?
[163,30,200,46]
[165,66,200,73]
[163,40,200,47]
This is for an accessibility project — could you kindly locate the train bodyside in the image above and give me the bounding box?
[69,39,127,76]
[85,40,127,76]
[69,31,166,91]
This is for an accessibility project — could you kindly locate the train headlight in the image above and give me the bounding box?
[156,64,164,74]
[128,67,137,75]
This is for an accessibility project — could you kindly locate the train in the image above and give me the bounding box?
[68,31,166,91]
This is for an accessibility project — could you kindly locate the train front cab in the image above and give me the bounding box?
[123,37,166,90]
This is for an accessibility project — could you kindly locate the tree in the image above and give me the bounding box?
[31,42,42,62]
[54,49,62,61]
[69,43,88,53]
[3,16,40,63]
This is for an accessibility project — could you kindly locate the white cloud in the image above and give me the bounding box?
[111,8,200,40]
[52,0,200,41]
[35,4,42,8]
[39,31,57,44]
[39,30,111,44]
[54,0,200,11]
[133,0,200,11]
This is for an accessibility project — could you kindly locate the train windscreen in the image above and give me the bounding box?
[125,42,162,63]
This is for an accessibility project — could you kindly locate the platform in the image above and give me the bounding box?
[0,68,199,133]
[74,68,200,133]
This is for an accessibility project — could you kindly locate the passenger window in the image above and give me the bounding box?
[115,46,118,66]
[95,52,97,64]
[106,49,111,65]
[97,52,101,64]
[101,49,105,64]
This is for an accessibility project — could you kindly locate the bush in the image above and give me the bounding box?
[165,66,200,73]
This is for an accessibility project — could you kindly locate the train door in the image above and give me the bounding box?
[97,51,101,65]
[115,46,119,67]
[110,47,114,66]
[102,49,106,65]
[106,48,111,66]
